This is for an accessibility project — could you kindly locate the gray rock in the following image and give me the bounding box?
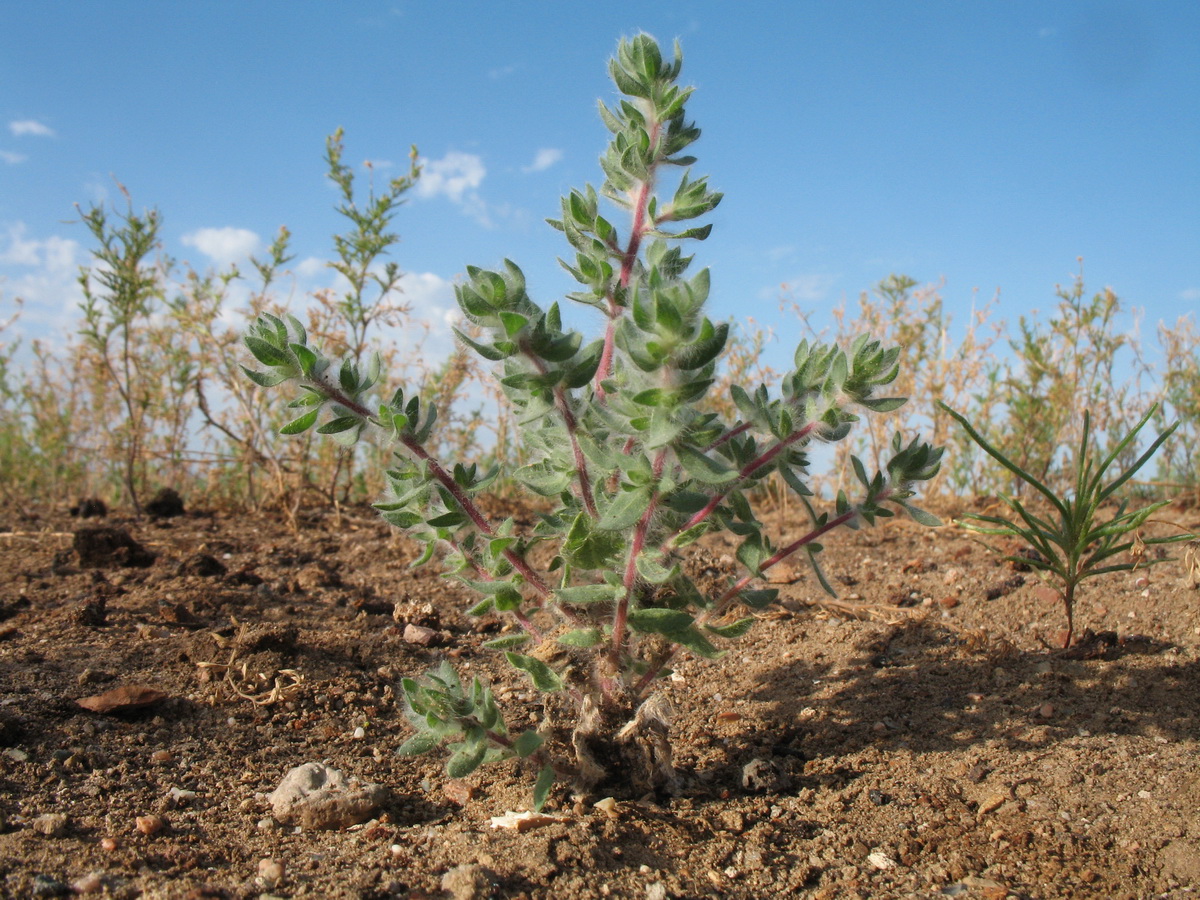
[741,757,791,793]
[268,762,387,830]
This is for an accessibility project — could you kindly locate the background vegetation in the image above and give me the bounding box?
[0,162,1195,516]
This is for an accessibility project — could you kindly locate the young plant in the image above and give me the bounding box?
[77,190,170,514]
[244,35,944,805]
[941,401,1194,648]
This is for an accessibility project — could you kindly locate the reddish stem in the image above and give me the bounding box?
[608,449,668,678]
[670,423,818,548]
[595,118,661,397]
[632,492,892,698]
[523,346,598,518]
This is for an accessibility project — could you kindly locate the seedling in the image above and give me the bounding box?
[244,35,943,807]
[941,401,1194,648]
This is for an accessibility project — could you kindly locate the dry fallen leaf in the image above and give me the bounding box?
[76,684,168,713]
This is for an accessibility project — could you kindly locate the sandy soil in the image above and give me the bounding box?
[0,495,1197,899]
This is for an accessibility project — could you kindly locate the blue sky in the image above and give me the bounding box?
[2,1,1197,372]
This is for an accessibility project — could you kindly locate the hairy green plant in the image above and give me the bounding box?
[941,401,1193,648]
[245,34,944,807]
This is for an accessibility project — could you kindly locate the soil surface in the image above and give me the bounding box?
[1,496,1198,899]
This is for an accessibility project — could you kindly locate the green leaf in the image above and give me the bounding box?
[244,335,291,368]
[289,343,318,375]
[598,487,652,531]
[627,608,694,634]
[555,584,618,605]
[634,553,679,584]
[739,589,779,610]
[446,738,488,778]
[504,652,564,692]
[240,365,288,388]
[512,730,544,758]
[558,628,603,647]
[706,616,756,639]
[316,415,359,435]
[899,501,942,527]
[280,408,319,435]
[397,733,439,757]
[515,461,572,496]
[668,626,723,659]
[676,444,738,484]
[482,634,531,651]
[427,511,467,528]
[454,327,509,361]
[532,762,555,812]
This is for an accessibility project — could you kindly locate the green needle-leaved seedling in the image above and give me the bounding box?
[244,35,944,808]
[941,401,1194,648]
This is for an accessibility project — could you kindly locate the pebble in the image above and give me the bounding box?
[352,726,366,740]
[441,863,491,900]
[257,858,285,889]
[867,850,896,870]
[645,882,668,900]
[135,814,166,835]
[31,813,68,836]
[71,873,104,894]
[150,749,173,765]
[99,836,119,852]
[443,780,475,806]
[268,761,387,830]
[742,757,790,793]
[30,874,70,897]
[1038,703,1056,719]
[403,623,438,646]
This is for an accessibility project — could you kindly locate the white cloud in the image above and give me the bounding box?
[0,223,85,332]
[0,151,27,165]
[181,227,262,267]
[9,120,55,138]
[522,148,563,174]
[417,151,486,203]
[415,151,496,227]
[1180,288,1200,303]
[488,64,517,80]
[295,256,326,279]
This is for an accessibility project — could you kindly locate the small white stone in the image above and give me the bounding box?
[868,851,897,870]
[352,726,366,740]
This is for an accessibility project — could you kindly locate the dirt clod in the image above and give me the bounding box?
[73,526,155,568]
[144,487,185,518]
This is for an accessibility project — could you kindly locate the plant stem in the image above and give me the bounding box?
[608,448,668,681]
[596,117,661,397]
[310,373,556,601]
[633,495,884,699]
[523,345,598,518]
[669,423,818,549]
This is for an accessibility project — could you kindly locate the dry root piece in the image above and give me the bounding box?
[196,617,304,707]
